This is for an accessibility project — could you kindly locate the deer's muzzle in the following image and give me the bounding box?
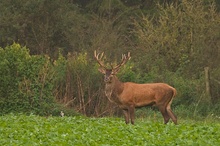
[104,75,112,83]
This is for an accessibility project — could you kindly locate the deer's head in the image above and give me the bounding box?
[94,50,131,83]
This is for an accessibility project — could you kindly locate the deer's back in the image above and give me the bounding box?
[119,82,175,107]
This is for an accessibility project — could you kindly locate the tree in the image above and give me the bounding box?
[0,0,82,57]
[134,0,220,77]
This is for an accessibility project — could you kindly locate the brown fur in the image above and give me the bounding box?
[104,75,177,125]
[94,51,177,124]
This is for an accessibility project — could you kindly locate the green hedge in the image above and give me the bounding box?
[1,43,219,118]
[0,43,57,115]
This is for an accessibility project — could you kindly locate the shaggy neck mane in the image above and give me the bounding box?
[105,76,124,103]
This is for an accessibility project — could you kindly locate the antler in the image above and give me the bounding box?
[94,50,131,73]
[94,50,107,69]
[113,52,131,71]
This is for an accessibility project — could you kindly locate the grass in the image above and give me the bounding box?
[0,114,220,146]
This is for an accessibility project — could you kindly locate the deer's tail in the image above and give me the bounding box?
[167,87,177,109]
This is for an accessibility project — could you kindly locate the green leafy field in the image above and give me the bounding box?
[0,114,219,146]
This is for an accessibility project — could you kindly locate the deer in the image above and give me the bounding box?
[94,50,177,125]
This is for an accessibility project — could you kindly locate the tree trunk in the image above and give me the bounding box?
[204,67,212,103]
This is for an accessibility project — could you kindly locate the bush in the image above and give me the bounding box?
[0,43,57,115]
[53,52,106,116]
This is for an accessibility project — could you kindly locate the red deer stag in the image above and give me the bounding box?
[94,50,177,125]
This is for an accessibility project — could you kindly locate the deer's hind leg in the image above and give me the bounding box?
[166,97,177,125]
[158,105,170,124]
[166,104,177,124]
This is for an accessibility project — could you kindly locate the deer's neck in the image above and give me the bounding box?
[105,76,124,103]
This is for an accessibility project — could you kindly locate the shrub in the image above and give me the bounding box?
[0,43,57,115]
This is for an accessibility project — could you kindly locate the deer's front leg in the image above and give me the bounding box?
[122,109,130,124]
[128,105,135,125]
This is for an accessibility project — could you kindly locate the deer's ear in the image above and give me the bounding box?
[98,68,106,74]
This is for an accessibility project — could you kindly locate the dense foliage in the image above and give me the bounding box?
[0,0,220,118]
[0,44,56,115]
[0,114,220,145]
